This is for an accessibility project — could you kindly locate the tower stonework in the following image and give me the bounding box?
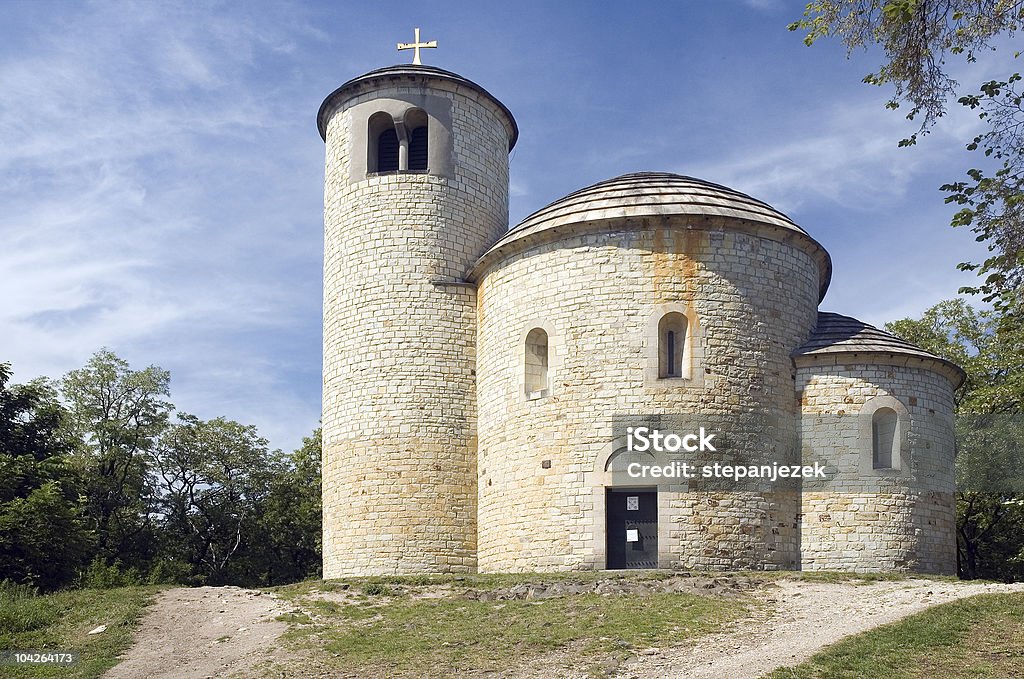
[318,66,517,577]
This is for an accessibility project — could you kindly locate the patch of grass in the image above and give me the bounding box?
[277,589,746,676]
[0,584,59,636]
[785,571,960,585]
[307,599,342,616]
[361,583,399,596]
[767,592,1024,679]
[274,611,314,625]
[333,603,381,622]
[0,583,160,678]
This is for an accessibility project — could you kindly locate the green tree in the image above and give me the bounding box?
[885,299,1024,413]
[790,1,1024,310]
[62,350,171,569]
[253,428,322,584]
[886,300,1024,579]
[0,363,93,590]
[151,414,277,585]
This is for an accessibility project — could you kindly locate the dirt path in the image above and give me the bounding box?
[103,586,290,679]
[105,578,1024,678]
[617,578,1024,679]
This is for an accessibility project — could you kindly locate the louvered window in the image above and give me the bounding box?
[409,126,428,171]
[377,129,399,172]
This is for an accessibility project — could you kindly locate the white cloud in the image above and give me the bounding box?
[683,95,981,216]
[0,2,325,451]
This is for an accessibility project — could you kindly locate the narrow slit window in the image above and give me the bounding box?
[666,331,676,377]
[525,328,549,397]
[658,312,687,379]
[872,408,898,469]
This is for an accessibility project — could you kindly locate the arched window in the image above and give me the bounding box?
[872,408,898,469]
[409,126,428,171]
[404,108,429,172]
[376,129,399,172]
[658,313,687,379]
[367,112,398,174]
[525,328,549,397]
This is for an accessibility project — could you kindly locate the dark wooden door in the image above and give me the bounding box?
[606,490,658,569]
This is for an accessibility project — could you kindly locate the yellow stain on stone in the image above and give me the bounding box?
[651,224,701,307]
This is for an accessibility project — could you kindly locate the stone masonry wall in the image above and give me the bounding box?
[796,363,957,574]
[321,78,511,576]
[475,221,821,572]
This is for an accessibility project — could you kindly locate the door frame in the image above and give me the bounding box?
[587,442,676,570]
[605,487,659,569]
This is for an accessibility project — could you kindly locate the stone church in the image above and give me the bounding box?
[318,61,964,578]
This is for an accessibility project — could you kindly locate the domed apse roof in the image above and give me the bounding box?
[470,172,832,300]
[317,64,518,150]
[513,172,806,236]
[793,312,966,387]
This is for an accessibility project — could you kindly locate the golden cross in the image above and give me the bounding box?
[397,27,437,65]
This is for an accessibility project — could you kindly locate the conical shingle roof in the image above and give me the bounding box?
[471,172,832,300]
[510,172,805,237]
[793,312,965,387]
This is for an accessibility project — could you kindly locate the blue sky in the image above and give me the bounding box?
[0,0,1004,453]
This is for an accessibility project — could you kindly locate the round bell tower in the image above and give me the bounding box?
[318,63,517,576]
